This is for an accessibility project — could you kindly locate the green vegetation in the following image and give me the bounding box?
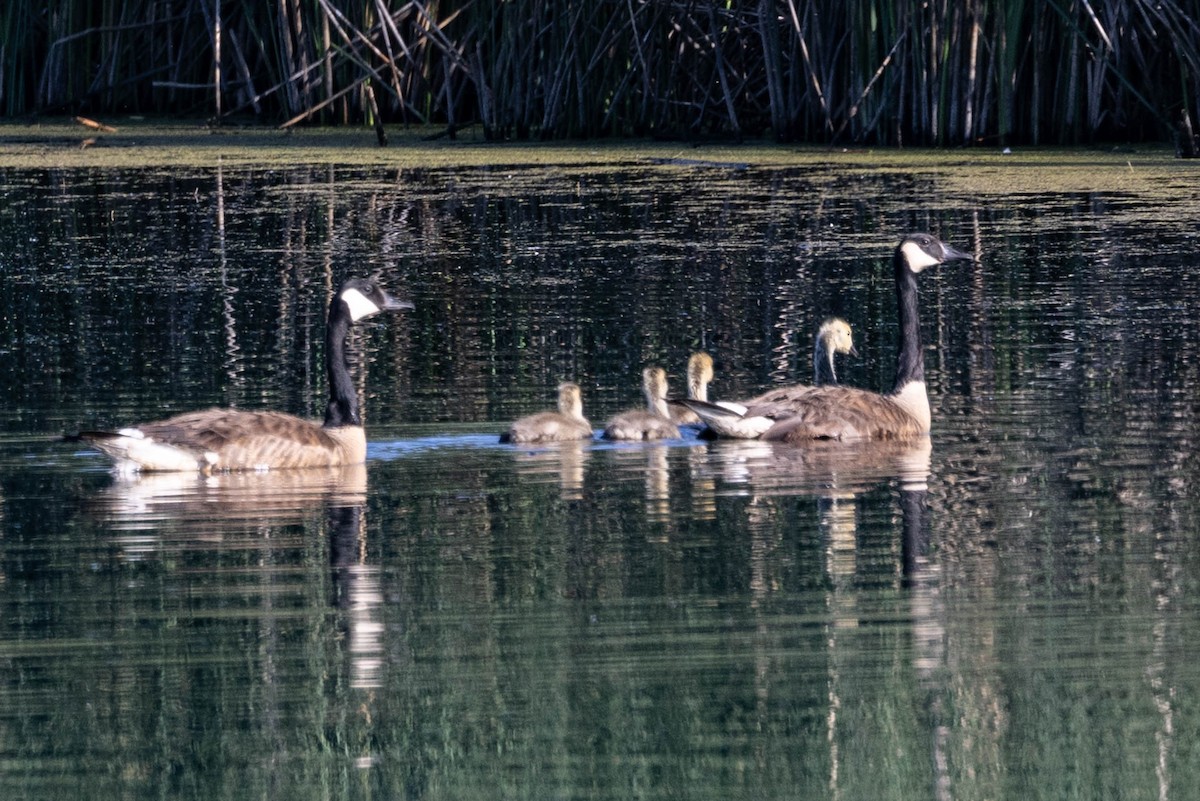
[2,1,1199,147]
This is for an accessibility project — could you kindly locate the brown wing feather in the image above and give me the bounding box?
[138,409,345,469]
[738,383,817,410]
[758,387,925,442]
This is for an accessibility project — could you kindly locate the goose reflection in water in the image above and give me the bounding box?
[89,463,369,532]
[85,464,385,690]
[328,502,385,691]
[692,435,932,499]
[683,434,943,795]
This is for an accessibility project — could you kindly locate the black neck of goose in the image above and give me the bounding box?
[324,302,361,428]
[892,253,924,393]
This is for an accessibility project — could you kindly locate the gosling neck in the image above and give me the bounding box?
[813,342,838,386]
[644,375,670,418]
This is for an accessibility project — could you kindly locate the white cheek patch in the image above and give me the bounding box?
[341,287,382,321]
[900,241,941,273]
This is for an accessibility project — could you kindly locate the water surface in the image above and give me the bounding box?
[2,150,1200,800]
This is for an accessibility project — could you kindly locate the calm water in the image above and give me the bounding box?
[3,152,1200,800]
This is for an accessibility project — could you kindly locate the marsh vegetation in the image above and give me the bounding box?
[4,0,1200,147]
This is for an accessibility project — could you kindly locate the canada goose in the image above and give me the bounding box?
[73,278,412,472]
[500,382,594,443]
[671,317,857,439]
[669,352,715,425]
[675,233,973,442]
[602,366,681,440]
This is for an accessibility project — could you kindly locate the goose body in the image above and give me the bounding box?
[501,382,594,443]
[678,233,972,442]
[603,366,681,440]
[669,352,715,425]
[75,278,412,472]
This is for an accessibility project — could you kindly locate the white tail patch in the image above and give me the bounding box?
[97,435,204,472]
[715,414,776,438]
[341,287,382,321]
[891,381,932,433]
[900,241,942,273]
[685,402,773,438]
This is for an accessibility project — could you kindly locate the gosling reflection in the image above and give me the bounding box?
[509,438,592,501]
[609,443,672,525]
[821,493,860,626]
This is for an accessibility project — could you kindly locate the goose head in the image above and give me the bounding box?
[338,277,415,322]
[325,278,414,429]
[814,317,857,384]
[897,232,975,274]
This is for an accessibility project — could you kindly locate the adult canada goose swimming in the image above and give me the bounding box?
[675,233,973,442]
[500,382,594,443]
[73,278,413,472]
[669,352,715,425]
[671,317,857,439]
[602,366,681,440]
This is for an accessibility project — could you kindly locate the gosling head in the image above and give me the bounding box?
[814,317,857,385]
[643,366,670,398]
[556,382,584,415]
[897,232,975,274]
[686,352,710,383]
[687,352,714,390]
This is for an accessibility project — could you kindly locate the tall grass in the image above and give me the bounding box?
[2,0,1199,146]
